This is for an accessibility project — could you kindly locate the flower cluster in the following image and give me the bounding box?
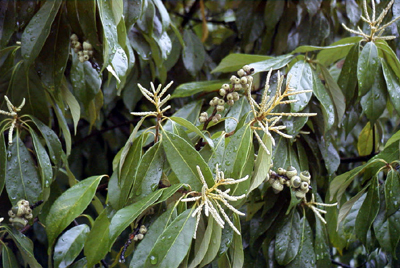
[199,65,254,125]
[248,69,316,154]
[70,34,94,62]
[0,95,25,145]
[8,199,33,229]
[181,165,248,238]
[342,0,400,42]
[268,166,311,199]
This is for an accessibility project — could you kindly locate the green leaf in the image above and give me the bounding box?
[144,209,196,267]
[225,97,251,133]
[156,183,185,204]
[5,134,41,205]
[360,65,387,125]
[208,135,225,175]
[248,54,294,74]
[131,141,164,201]
[229,214,244,267]
[316,36,362,66]
[382,59,400,115]
[314,197,331,267]
[189,216,215,268]
[357,42,380,96]
[46,175,105,249]
[318,136,340,175]
[51,99,72,156]
[109,190,163,249]
[337,43,359,107]
[1,244,18,268]
[29,128,53,188]
[97,0,118,68]
[3,225,42,267]
[312,68,335,131]
[292,43,356,54]
[212,53,272,73]
[76,0,101,53]
[288,61,313,112]
[124,0,144,30]
[275,209,301,265]
[183,29,205,76]
[319,65,346,123]
[29,115,63,166]
[250,132,272,193]
[385,170,400,217]
[54,224,90,268]
[355,176,380,245]
[376,40,400,79]
[130,207,175,268]
[162,130,214,191]
[170,116,214,149]
[0,133,6,195]
[199,217,222,267]
[337,188,367,227]
[60,79,80,134]
[21,0,62,67]
[84,208,111,268]
[357,122,378,156]
[287,217,316,268]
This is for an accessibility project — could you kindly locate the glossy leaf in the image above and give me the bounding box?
[46,175,105,249]
[170,116,214,149]
[29,128,53,188]
[21,0,62,67]
[337,43,359,107]
[250,132,272,193]
[5,134,41,205]
[0,133,6,195]
[109,190,163,249]
[316,36,362,66]
[199,218,222,267]
[51,99,72,156]
[124,0,145,30]
[189,216,215,268]
[97,0,118,68]
[76,0,101,53]
[355,176,379,245]
[84,208,111,268]
[314,196,331,267]
[183,29,205,76]
[385,170,400,217]
[132,141,164,201]
[357,122,378,156]
[275,209,301,265]
[229,214,244,267]
[212,53,272,73]
[162,130,214,191]
[54,224,90,268]
[2,243,18,268]
[382,59,400,115]
[248,54,293,74]
[225,97,251,133]
[143,208,196,267]
[312,68,335,131]
[60,79,81,134]
[357,42,379,96]
[288,61,313,112]
[3,225,42,268]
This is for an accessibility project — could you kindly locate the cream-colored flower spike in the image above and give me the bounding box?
[342,0,400,42]
[0,96,25,145]
[181,164,248,239]
[131,81,173,118]
[304,194,337,224]
[247,69,316,154]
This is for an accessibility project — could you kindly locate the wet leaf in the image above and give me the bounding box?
[250,132,272,193]
[287,61,313,112]
[2,243,18,268]
[382,59,400,115]
[170,116,214,149]
[275,209,301,265]
[189,216,215,268]
[385,170,400,217]
[212,54,272,73]
[29,128,53,188]
[248,54,294,74]
[312,68,335,131]
[0,132,6,195]
[54,224,90,268]
[357,42,379,96]
[46,175,105,249]
[171,80,226,99]
[183,29,205,76]
[357,122,378,156]
[97,0,118,68]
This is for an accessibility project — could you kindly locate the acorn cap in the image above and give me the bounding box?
[286,166,298,179]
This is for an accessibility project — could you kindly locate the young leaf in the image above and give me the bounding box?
[316,36,362,66]
[143,208,196,267]
[46,175,106,250]
[357,42,379,96]
[21,0,62,67]
[162,130,214,191]
[5,134,41,205]
[109,190,163,249]
[287,61,313,112]
[275,209,301,265]
[54,224,90,268]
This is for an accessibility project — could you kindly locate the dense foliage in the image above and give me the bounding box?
[1,0,400,267]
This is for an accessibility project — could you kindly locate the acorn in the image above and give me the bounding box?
[272,180,284,193]
[219,88,226,97]
[137,233,144,240]
[300,182,309,193]
[222,83,230,90]
[277,168,286,176]
[82,41,92,50]
[216,105,225,112]
[299,171,311,184]
[139,225,147,234]
[227,93,234,101]
[217,99,225,106]
[286,166,298,179]
[70,34,79,42]
[290,175,301,188]
[9,217,28,229]
[237,69,245,77]
[232,92,240,101]
[295,190,306,199]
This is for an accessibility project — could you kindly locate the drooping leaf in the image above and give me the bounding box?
[29,128,53,188]
[189,216,215,268]
[0,132,6,195]
[275,209,301,265]
[212,53,272,73]
[229,214,244,267]
[109,190,163,249]
[385,170,400,217]
[162,130,214,191]
[97,0,118,68]
[182,29,205,76]
[357,42,380,96]
[250,132,272,193]
[46,175,105,250]
[124,0,145,30]
[170,116,214,149]
[225,97,251,133]
[337,43,359,107]
[54,224,90,268]
[5,134,41,205]
[2,225,42,268]
[199,217,222,267]
[143,208,196,267]
[382,59,400,115]
[314,195,331,267]
[316,36,362,66]
[355,176,380,245]
[248,54,294,74]
[287,61,313,112]
[312,68,335,131]
[1,243,18,268]
[357,122,378,156]
[60,79,81,134]
[21,0,62,67]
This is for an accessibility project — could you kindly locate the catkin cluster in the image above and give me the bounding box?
[70,34,93,63]
[268,166,311,199]
[8,199,33,229]
[199,65,254,124]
